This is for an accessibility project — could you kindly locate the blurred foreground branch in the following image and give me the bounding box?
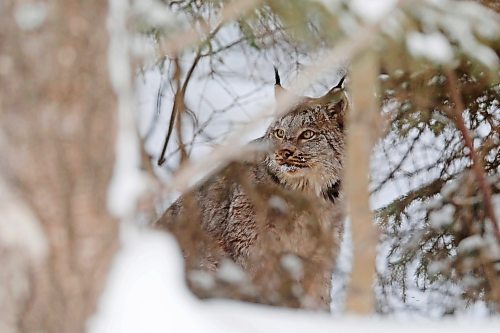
[344,51,381,314]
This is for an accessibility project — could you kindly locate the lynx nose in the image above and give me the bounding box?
[278,148,294,159]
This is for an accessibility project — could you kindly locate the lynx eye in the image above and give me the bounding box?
[274,129,285,139]
[299,130,316,140]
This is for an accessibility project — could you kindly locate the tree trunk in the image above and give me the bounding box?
[344,51,380,314]
[0,1,119,332]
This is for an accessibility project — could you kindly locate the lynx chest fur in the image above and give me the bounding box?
[156,72,348,310]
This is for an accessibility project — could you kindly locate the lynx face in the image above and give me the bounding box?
[265,88,347,196]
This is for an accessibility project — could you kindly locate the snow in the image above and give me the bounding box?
[281,254,304,280]
[440,8,499,68]
[88,225,216,333]
[427,260,450,276]
[217,259,247,284]
[415,0,500,68]
[188,270,216,291]
[14,2,47,31]
[133,0,175,28]
[406,32,454,65]
[350,0,397,23]
[429,204,455,230]
[440,178,460,199]
[331,218,352,313]
[89,226,500,333]
[211,308,500,333]
[0,180,47,260]
[106,0,150,219]
[457,235,484,254]
[268,195,288,213]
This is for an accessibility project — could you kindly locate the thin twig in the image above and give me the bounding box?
[144,65,166,142]
[157,49,203,166]
[157,18,223,166]
[158,58,181,166]
[445,68,500,241]
[371,125,425,194]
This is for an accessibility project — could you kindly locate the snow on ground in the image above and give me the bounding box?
[88,225,216,333]
[88,225,500,333]
[349,0,397,23]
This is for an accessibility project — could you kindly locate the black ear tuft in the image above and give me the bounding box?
[274,66,281,86]
[333,74,346,90]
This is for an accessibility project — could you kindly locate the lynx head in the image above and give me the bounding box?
[265,69,348,200]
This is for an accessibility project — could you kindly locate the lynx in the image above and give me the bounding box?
[155,69,348,311]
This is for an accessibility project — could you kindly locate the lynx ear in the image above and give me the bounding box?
[323,74,346,98]
[332,74,346,91]
[274,66,297,99]
[317,75,348,127]
[274,66,286,98]
[274,66,281,86]
[327,96,347,130]
[318,75,348,108]
[273,66,301,108]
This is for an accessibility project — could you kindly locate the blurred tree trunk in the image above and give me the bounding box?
[0,1,118,332]
[344,51,380,314]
